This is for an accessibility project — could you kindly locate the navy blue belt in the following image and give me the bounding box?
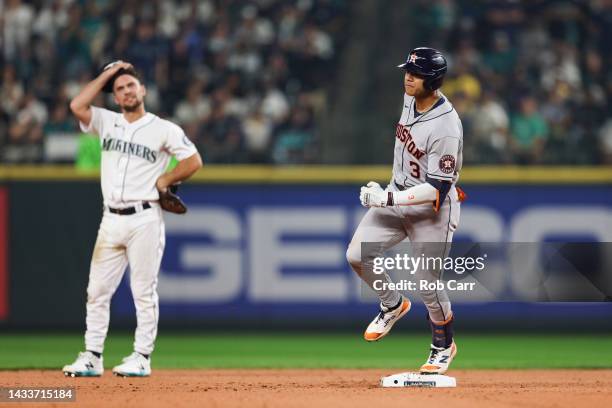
[108,202,151,215]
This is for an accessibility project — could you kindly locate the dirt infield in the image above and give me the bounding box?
[1,369,611,407]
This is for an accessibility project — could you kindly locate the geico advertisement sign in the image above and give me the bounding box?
[158,206,611,303]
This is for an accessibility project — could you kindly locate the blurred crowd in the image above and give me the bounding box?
[0,0,347,164]
[1,0,611,166]
[413,0,612,164]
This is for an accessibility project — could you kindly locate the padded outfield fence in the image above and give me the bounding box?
[0,165,610,331]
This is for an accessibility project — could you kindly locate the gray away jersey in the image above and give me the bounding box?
[392,92,463,188]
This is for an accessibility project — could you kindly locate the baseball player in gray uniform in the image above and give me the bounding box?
[346,47,464,374]
[62,61,202,377]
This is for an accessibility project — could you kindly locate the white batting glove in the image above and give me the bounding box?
[360,181,391,208]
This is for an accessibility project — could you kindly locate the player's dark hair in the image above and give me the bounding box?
[102,67,143,94]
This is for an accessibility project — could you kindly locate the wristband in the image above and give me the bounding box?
[387,191,394,207]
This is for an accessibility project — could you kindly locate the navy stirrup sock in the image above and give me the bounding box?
[428,314,454,349]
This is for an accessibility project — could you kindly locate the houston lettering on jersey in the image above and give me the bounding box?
[395,123,425,160]
[102,137,158,163]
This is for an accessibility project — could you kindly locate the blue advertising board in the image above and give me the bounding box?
[111,184,612,327]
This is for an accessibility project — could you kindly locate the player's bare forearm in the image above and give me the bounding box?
[69,61,132,126]
[156,153,203,192]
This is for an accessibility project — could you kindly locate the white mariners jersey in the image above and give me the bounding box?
[80,106,198,208]
[392,92,463,188]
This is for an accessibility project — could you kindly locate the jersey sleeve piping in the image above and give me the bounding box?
[426,172,454,181]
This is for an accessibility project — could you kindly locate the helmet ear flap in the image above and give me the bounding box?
[426,75,444,91]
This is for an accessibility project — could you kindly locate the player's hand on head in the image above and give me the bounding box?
[103,60,133,72]
[118,61,133,70]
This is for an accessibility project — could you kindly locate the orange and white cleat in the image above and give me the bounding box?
[364,296,411,341]
[420,342,457,374]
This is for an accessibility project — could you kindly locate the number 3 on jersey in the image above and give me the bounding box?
[409,161,420,178]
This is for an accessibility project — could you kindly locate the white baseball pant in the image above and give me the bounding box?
[84,203,165,355]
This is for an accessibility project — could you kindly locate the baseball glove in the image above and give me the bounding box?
[159,184,187,214]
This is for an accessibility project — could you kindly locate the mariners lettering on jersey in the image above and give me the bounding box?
[102,137,158,163]
[395,123,425,160]
[79,106,198,207]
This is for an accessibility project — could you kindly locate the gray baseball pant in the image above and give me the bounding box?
[346,186,460,323]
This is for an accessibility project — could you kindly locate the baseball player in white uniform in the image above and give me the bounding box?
[63,61,202,377]
[346,47,465,375]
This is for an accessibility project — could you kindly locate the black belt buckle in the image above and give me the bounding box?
[108,202,151,215]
